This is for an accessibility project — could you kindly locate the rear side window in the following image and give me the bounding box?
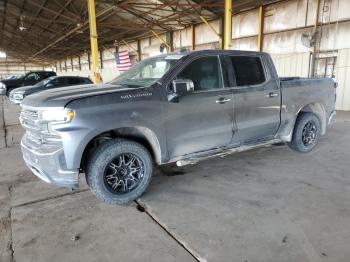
[25,72,40,81]
[47,72,56,77]
[51,77,65,87]
[40,72,55,79]
[230,56,266,86]
[67,77,81,85]
[82,78,93,84]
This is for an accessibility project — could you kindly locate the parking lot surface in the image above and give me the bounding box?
[0,112,349,262]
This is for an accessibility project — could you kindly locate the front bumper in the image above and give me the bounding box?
[21,135,79,188]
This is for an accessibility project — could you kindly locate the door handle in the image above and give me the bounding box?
[216,97,231,104]
[266,92,279,98]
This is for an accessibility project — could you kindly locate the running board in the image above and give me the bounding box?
[176,139,283,167]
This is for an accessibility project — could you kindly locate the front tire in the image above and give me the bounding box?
[288,112,321,153]
[86,139,153,204]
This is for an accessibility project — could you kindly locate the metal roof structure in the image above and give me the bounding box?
[0,0,281,64]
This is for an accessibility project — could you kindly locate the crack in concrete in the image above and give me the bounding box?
[12,189,89,208]
[8,185,15,262]
[135,200,206,262]
[0,98,7,148]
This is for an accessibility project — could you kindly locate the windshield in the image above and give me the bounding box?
[109,55,182,88]
[34,76,55,87]
[16,73,25,79]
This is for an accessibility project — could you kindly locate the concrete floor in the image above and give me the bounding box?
[0,112,349,262]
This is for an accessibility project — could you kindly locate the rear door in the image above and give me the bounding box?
[228,55,280,144]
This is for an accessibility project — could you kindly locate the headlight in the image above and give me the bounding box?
[39,109,75,123]
[12,91,25,100]
[0,82,6,89]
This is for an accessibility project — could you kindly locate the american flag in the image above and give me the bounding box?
[114,50,132,72]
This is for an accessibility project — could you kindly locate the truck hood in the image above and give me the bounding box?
[1,78,23,87]
[21,83,137,108]
[11,85,37,94]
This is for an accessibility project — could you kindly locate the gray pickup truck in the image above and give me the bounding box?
[19,50,336,204]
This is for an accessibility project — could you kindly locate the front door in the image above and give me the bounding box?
[229,55,281,144]
[164,55,234,159]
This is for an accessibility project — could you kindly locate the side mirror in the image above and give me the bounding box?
[46,83,54,88]
[172,79,194,95]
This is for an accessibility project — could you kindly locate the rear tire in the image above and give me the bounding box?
[86,139,153,204]
[288,112,321,153]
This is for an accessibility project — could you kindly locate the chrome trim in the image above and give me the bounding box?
[177,138,283,166]
[216,98,231,104]
[266,92,279,98]
[21,104,65,111]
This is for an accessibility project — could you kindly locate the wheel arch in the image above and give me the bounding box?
[80,126,162,171]
[297,102,326,135]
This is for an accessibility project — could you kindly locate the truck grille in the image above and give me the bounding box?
[20,108,62,145]
[20,108,40,132]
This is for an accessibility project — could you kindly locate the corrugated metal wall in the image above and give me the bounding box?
[336,49,350,111]
[271,52,310,77]
[0,59,45,79]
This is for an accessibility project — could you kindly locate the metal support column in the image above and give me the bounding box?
[258,5,264,51]
[99,49,103,69]
[87,51,91,70]
[168,31,174,52]
[223,0,232,50]
[151,30,171,50]
[87,0,101,83]
[191,24,196,50]
[310,0,321,77]
[200,16,222,48]
[137,40,141,61]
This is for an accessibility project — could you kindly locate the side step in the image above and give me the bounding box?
[176,139,283,167]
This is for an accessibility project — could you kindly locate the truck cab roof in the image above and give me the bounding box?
[161,49,269,58]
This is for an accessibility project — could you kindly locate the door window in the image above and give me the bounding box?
[67,77,81,85]
[25,73,40,81]
[177,56,223,91]
[50,77,66,87]
[44,72,55,78]
[230,56,266,86]
[82,78,93,84]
